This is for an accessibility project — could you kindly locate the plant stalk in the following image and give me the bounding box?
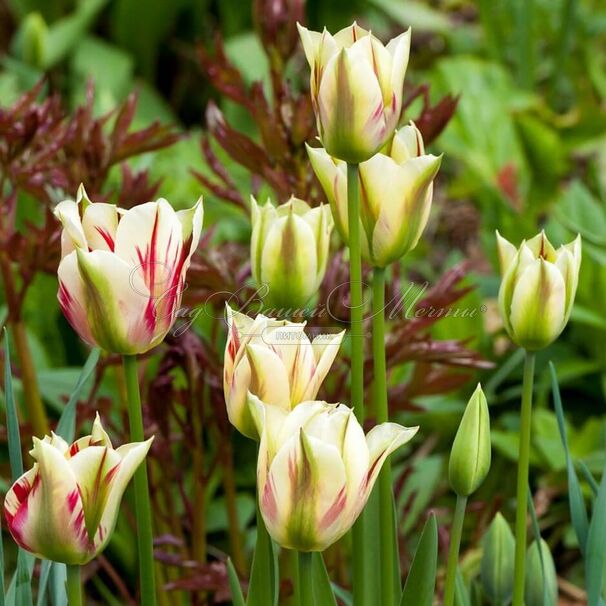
[443,495,468,606]
[347,162,366,606]
[65,565,82,606]
[123,354,157,606]
[512,350,536,606]
[372,266,395,606]
[298,551,314,606]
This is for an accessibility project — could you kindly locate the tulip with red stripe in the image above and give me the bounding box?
[250,398,418,551]
[55,185,203,354]
[4,414,152,565]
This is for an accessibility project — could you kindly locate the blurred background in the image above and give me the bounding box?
[0,0,605,603]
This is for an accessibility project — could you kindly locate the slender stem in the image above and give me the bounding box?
[347,162,366,606]
[372,267,395,606]
[443,495,468,606]
[292,550,301,606]
[298,552,314,606]
[123,355,157,606]
[65,565,82,606]
[512,350,536,606]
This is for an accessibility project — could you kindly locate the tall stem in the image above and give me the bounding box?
[372,267,395,606]
[298,552,314,606]
[512,350,536,606]
[443,495,468,606]
[65,565,82,606]
[347,162,365,605]
[123,355,157,606]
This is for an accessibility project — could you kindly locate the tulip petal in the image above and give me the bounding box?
[74,249,156,354]
[9,438,89,564]
[54,199,87,255]
[302,331,344,401]
[495,231,517,275]
[508,259,566,350]
[57,251,96,347]
[246,343,291,409]
[385,30,411,111]
[259,212,318,309]
[363,423,418,501]
[390,121,424,163]
[95,438,152,553]
[81,203,119,252]
[266,429,347,551]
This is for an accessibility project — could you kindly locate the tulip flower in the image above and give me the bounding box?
[307,122,441,267]
[449,384,491,497]
[297,22,411,163]
[496,231,581,351]
[249,398,418,551]
[251,196,333,310]
[4,414,152,565]
[55,185,203,355]
[223,305,344,439]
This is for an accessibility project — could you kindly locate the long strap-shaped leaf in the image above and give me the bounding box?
[400,513,438,606]
[586,458,606,606]
[247,501,278,606]
[311,552,337,606]
[550,361,589,553]
[227,557,245,606]
[3,329,33,606]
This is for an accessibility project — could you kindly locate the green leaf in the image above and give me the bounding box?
[247,507,278,606]
[527,492,551,605]
[454,567,471,606]
[550,361,589,553]
[579,460,600,497]
[400,513,438,606]
[0,504,4,606]
[55,348,100,441]
[15,550,34,606]
[227,557,245,606]
[312,553,337,606]
[4,328,24,481]
[586,457,606,606]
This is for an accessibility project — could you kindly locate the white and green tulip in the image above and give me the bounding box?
[223,305,344,439]
[496,230,581,351]
[297,22,411,163]
[307,122,441,267]
[251,196,333,310]
[55,185,203,355]
[250,398,418,551]
[4,414,152,565]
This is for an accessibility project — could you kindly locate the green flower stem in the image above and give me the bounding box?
[292,550,301,606]
[512,350,536,606]
[443,495,468,606]
[123,355,157,606]
[372,266,395,606]
[298,551,314,606]
[347,162,366,605]
[65,564,82,606]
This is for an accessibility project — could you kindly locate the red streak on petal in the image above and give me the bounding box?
[94,226,115,251]
[319,486,347,530]
[104,462,120,486]
[67,489,80,513]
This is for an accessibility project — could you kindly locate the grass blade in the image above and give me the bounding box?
[550,361,589,553]
[4,328,24,481]
[226,557,245,606]
[400,513,437,606]
[55,347,100,441]
[579,460,600,497]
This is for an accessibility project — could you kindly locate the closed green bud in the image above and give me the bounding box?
[524,539,558,606]
[449,384,491,497]
[480,513,515,605]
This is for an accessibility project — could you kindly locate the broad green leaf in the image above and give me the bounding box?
[247,506,278,606]
[227,557,245,606]
[400,514,437,606]
[550,362,589,553]
[312,553,337,606]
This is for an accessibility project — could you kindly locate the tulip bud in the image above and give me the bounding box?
[480,513,515,605]
[307,122,441,267]
[250,196,333,310]
[297,22,411,163]
[496,230,581,351]
[524,539,558,606]
[54,185,203,355]
[223,305,344,439]
[449,384,491,497]
[4,414,152,565]
[250,398,418,551]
